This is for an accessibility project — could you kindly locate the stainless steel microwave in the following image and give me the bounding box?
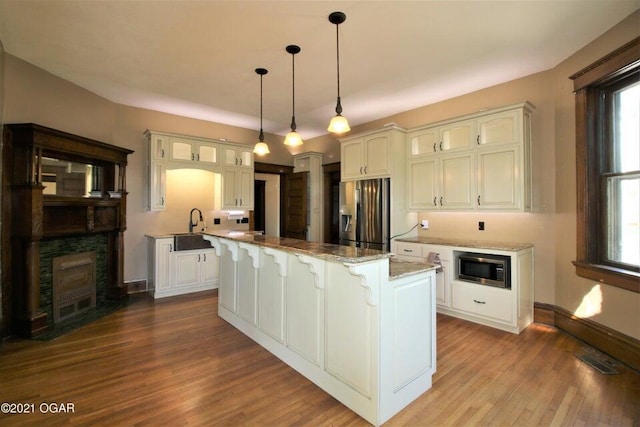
[457,252,511,289]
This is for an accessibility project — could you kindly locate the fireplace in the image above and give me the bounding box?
[1,124,133,338]
[52,251,97,323]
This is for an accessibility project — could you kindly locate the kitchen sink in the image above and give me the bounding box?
[173,233,213,251]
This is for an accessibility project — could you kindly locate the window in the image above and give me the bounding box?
[570,37,640,293]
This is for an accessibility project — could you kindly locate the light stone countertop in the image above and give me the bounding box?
[396,236,533,251]
[203,230,393,264]
[388,259,437,280]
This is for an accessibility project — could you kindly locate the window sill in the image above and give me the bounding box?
[573,261,640,293]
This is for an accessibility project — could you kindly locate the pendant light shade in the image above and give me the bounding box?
[327,11,350,134]
[253,67,270,155]
[284,44,303,147]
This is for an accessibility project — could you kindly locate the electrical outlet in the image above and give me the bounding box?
[241,217,249,224]
[478,221,485,231]
[214,218,220,225]
[421,220,429,229]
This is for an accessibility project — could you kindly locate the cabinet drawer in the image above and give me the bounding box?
[394,242,424,260]
[451,281,512,323]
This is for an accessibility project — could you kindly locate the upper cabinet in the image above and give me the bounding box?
[144,130,254,211]
[340,125,405,181]
[407,102,533,212]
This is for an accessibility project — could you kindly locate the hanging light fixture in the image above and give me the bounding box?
[284,44,303,147]
[253,67,270,155]
[327,11,350,134]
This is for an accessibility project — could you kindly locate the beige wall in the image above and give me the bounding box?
[1,10,638,339]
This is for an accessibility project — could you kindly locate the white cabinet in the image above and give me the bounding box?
[393,240,533,333]
[147,237,219,299]
[341,126,404,181]
[173,249,218,289]
[148,134,168,211]
[144,130,255,211]
[407,102,533,212]
[221,167,254,210]
[222,145,253,169]
[392,242,451,309]
[148,237,173,295]
[169,137,220,165]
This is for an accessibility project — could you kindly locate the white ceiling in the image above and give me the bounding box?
[1,1,638,140]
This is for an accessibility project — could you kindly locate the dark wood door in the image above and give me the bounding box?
[252,180,266,232]
[282,172,308,240]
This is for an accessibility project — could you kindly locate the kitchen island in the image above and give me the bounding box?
[202,231,437,426]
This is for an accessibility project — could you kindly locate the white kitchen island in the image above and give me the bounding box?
[202,231,437,426]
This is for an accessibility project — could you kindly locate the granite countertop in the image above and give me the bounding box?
[396,236,533,251]
[388,259,438,280]
[203,230,392,264]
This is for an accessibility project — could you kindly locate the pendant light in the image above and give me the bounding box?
[253,68,270,155]
[284,44,303,147]
[327,11,350,134]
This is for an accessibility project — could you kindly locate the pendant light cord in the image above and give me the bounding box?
[291,51,297,131]
[259,73,264,141]
[335,22,341,101]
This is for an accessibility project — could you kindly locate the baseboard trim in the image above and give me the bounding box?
[126,280,147,294]
[534,302,640,372]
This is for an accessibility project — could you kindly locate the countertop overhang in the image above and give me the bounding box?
[396,236,533,251]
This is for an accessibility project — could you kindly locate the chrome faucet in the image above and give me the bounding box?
[189,208,203,233]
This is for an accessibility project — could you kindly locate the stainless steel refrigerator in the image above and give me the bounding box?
[339,178,390,252]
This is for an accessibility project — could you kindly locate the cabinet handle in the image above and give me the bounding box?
[439,196,443,206]
[169,244,172,252]
[403,249,413,253]
[360,166,363,174]
[203,254,206,262]
[239,158,243,165]
[161,149,165,158]
[198,254,201,262]
[473,299,486,304]
[235,198,238,206]
[477,195,481,205]
[197,153,200,161]
[439,141,443,151]
[239,198,242,206]
[433,142,436,152]
[364,166,368,174]
[191,153,195,161]
[477,135,480,145]
[235,158,238,165]
[433,197,437,206]
[161,197,164,206]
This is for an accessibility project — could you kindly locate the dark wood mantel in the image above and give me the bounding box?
[1,123,134,338]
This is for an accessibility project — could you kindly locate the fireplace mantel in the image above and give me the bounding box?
[1,124,134,337]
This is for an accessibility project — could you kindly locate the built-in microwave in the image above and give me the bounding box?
[456,252,511,289]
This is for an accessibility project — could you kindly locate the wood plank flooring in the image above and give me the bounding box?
[0,290,638,426]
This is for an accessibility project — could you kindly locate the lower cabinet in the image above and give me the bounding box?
[148,237,219,299]
[393,240,533,334]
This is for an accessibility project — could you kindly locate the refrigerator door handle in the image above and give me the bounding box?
[344,215,351,232]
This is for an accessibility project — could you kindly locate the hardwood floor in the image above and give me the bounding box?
[1,290,638,426]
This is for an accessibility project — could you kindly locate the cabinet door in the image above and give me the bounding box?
[421,244,451,308]
[198,142,219,164]
[150,161,166,211]
[150,134,168,160]
[363,134,391,177]
[238,169,254,209]
[409,159,439,210]
[170,137,195,162]
[408,126,439,157]
[439,120,476,152]
[477,110,520,146]
[200,250,219,286]
[237,147,253,168]
[477,146,519,210]
[154,238,173,291]
[341,139,364,180]
[439,152,474,209]
[237,247,258,325]
[174,251,201,288]
[221,168,239,208]
[219,249,237,312]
